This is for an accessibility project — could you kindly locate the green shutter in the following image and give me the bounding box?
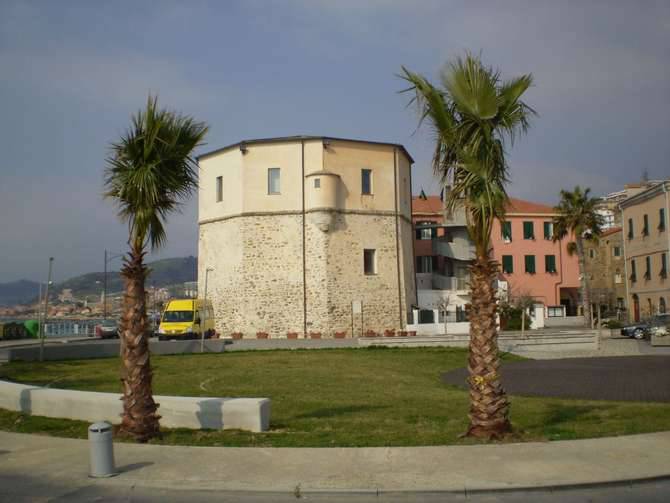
[523,221,535,240]
[543,222,552,240]
[502,221,512,241]
[545,255,556,273]
[525,255,536,274]
[502,255,513,274]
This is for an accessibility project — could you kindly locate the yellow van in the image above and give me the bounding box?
[157,299,215,341]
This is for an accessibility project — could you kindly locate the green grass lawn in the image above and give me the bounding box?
[1,347,670,447]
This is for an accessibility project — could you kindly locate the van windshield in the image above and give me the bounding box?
[162,311,194,323]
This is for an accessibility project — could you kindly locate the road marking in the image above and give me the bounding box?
[200,377,216,391]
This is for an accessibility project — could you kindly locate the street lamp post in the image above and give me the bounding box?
[103,249,124,319]
[201,267,214,353]
[39,257,54,362]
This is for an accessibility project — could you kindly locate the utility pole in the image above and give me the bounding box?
[36,282,42,341]
[40,257,54,362]
[201,267,213,353]
[103,249,107,319]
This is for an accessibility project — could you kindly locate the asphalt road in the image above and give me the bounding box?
[443,355,670,402]
[1,474,669,503]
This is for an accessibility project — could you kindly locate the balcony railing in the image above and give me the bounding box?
[443,205,467,227]
[431,273,469,291]
[432,238,475,261]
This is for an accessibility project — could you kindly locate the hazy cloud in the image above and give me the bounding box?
[1,0,668,281]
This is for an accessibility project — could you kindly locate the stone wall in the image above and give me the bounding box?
[199,214,305,338]
[583,230,626,309]
[200,211,414,338]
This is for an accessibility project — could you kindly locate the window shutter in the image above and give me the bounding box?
[502,221,512,241]
[525,255,536,274]
[523,221,534,240]
[660,209,666,231]
[545,255,556,273]
[543,222,552,240]
[502,255,513,274]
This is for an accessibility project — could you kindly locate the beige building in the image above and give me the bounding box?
[620,181,670,321]
[197,136,416,338]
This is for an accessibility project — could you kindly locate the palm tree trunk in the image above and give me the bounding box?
[119,244,160,442]
[576,238,591,328]
[465,255,511,439]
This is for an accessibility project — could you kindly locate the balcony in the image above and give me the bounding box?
[442,205,467,227]
[432,237,475,261]
[431,273,469,292]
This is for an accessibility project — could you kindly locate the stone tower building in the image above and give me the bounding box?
[197,136,416,338]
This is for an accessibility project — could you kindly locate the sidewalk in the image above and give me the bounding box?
[0,336,92,349]
[1,430,669,494]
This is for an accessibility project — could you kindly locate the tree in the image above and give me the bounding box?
[401,53,535,438]
[552,186,603,328]
[104,96,208,442]
[437,294,452,335]
[509,286,536,337]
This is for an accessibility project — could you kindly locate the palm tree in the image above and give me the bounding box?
[552,186,603,327]
[401,53,535,438]
[104,96,208,442]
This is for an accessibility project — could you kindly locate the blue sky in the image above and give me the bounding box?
[1,0,668,282]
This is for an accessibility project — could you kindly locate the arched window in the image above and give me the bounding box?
[660,297,667,314]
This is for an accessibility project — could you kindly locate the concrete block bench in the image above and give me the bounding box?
[0,380,270,432]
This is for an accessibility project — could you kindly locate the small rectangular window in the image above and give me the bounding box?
[660,208,666,231]
[268,168,280,194]
[502,255,513,274]
[523,221,535,240]
[216,176,223,202]
[502,221,512,242]
[643,214,649,236]
[361,169,372,195]
[628,218,634,239]
[661,253,667,279]
[645,256,651,279]
[364,249,376,275]
[314,178,320,189]
[630,259,637,282]
[545,254,557,273]
[525,255,536,274]
[613,246,621,257]
[543,221,553,240]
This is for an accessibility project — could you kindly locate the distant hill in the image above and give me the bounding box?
[0,279,40,306]
[0,256,197,305]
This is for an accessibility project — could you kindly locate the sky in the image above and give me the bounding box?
[1,0,669,283]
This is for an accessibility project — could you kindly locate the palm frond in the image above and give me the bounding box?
[104,94,208,251]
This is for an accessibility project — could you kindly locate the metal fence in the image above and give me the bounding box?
[43,319,102,337]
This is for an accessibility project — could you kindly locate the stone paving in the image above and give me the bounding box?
[442,354,670,402]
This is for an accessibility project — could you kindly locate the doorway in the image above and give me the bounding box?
[632,294,640,322]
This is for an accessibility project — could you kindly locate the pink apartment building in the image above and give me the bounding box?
[490,198,580,316]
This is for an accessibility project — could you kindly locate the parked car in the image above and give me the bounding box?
[621,314,670,340]
[95,319,119,339]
